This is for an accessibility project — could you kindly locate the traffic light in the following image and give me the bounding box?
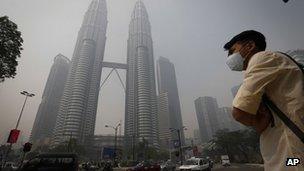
[23,142,32,152]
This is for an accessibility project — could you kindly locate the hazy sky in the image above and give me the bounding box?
[0,0,303,142]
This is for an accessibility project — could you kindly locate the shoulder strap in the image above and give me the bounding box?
[277,51,304,74]
[262,95,304,143]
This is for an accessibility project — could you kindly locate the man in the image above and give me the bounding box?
[224,30,304,171]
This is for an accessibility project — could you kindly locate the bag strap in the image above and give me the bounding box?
[262,95,304,143]
[277,51,304,74]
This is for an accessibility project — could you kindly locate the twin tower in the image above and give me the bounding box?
[31,0,185,149]
[52,0,159,148]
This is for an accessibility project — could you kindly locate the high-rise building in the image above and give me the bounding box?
[231,84,241,98]
[124,0,159,148]
[52,0,107,146]
[218,107,245,131]
[156,57,185,146]
[30,54,70,146]
[193,129,201,145]
[157,92,171,149]
[194,97,220,143]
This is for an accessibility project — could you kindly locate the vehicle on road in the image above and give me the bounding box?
[126,161,161,171]
[2,162,18,171]
[179,157,211,171]
[20,153,78,171]
[160,160,175,171]
[220,155,230,167]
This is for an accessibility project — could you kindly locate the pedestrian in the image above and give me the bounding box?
[224,30,304,171]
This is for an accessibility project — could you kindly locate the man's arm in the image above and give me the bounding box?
[233,103,272,134]
[232,107,256,126]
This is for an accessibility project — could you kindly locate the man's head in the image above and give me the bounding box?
[224,30,266,70]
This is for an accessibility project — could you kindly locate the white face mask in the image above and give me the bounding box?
[226,52,245,71]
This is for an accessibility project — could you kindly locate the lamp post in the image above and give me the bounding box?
[132,134,135,161]
[16,91,35,129]
[169,126,186,165]
[5,91,34,166]
[105,123,121,163]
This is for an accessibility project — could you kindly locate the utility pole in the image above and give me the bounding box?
[4,91,34,166]
[170,126,186,165]
[132,134,135,161]
[105,123,121,165]
[177,129,183,165]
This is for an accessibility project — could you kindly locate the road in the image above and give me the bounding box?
[212,163,264,171]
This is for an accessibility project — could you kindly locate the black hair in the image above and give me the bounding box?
[224,30,266,51]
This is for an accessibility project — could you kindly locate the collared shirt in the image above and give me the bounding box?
[233,51,304,171]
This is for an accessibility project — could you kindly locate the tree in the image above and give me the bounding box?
[0,16,23,82]
[203,128,262,163]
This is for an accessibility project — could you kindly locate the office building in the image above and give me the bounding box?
[30,54,70,146]
[52,0,107,146]
[156,57,185,146]
[124,0,159,148]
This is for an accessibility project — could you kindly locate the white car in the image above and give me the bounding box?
[179,157,211,171]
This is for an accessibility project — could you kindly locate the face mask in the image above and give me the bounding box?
[226,52,245,71]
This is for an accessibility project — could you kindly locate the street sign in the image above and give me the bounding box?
[7,129,20,144]
[101,147,115,159]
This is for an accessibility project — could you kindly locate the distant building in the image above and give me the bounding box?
[194,97,220,143]
[89,135,124,160]
[52,0,108,146]
[157,92,171,149]
[193,129,201,145]
[218,107,245,131]
[231,84,241,98]
[124,0,159,149]
[157,57,185,147]
[30,54,70,146]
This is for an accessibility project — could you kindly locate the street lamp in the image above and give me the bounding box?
[4,91,34,166]
[16,91,35,129]
[169,126,187,165]
[105,123,121,163]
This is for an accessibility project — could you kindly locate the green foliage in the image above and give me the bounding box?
[0,16,23,82]
[203,128,262,163]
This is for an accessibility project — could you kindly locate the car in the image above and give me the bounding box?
[20,153,78,171]
[160,160,175,171]
[179,157,210,171]
[126,161,161,171]
[2,162,18,171]
[220,155,230,167]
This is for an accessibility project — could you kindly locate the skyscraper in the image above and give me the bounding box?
[52,0,107,146]
[218,107,245,131]
[157,92,171,149]
[194,96,220,143]
[124,0,159,148]
[156,57,185,146]
[30,54,70,146]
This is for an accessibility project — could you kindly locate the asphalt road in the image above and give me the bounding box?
[212,163,264,171]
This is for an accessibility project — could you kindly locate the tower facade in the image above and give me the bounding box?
[124,0,159,148]
[156,57,185,147]
[157,92,171,149]
[52,0,107,146]
[30,54,70,145]
[194,96,220,143]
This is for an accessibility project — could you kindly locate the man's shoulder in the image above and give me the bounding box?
[248,51,281,68]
